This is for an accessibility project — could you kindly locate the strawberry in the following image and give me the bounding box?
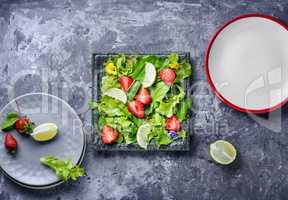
[15,117,33,135]
[119,76,133,92]
[101,125,119,144]
[135,88,152,105]
[128,101,145,118]
[4,133,17,152]
[166,115,181,131]
[160,68,176,85]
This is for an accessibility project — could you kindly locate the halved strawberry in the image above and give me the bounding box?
[135,87,152,105]
[101,125,119,144]
[128,101,145,118]
[119,76,133,92]
[160,68,176,85]
[166,115,181,131]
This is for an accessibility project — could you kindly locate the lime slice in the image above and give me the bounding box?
[142,63,156,88]
[209,140,237,165]
[31,123,58,142]
[137,123,151,149]
[104,88,127,104]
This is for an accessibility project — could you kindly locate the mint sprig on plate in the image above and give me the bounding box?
[1,112,20,131]
[40,156,85,182]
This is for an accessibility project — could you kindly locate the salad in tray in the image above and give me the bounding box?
[90,53,192,149]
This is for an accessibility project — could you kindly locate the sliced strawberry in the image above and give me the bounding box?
[128,101,145,118]
[119,76,133,92]
[135,87,152,105]
[166,115,181,131]
[160,68,176,85]
[4,133,17,152]
[101,125,119,144]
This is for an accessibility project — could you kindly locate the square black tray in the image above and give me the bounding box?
[91,52,192,151]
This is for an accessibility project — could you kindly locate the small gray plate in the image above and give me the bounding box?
[0,93,86,189]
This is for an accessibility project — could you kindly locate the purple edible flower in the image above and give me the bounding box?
[169,131,178,139]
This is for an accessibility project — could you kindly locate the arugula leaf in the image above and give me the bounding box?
[101,75,120,93]
[175,97,192,121]
[1,112,20,131]
[150,82,170,102]
[40,156,84,182]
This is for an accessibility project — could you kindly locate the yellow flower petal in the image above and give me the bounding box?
[105,63,117,75]
[169,63,180,69]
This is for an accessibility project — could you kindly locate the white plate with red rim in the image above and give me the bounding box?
[205,13,288,113]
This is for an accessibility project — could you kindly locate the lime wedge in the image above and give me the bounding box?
[142,63,156,88]
[104,88,127,104]
[31,123,58,142]
[209,140,237,165]
[137,123,151,149]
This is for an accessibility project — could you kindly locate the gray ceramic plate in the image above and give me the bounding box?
[0,93,86,189]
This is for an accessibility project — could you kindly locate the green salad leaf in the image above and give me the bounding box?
[175,97,192,121]
[97,96,128,117]
[168,53,179,64]
[40,156,85,182]
[101,75,120,93]
[156,85,185,117]
[176,60,192,81]
[150,82,170,102]
[1,112,20,131]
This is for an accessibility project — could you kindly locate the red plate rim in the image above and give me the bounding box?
[205,13,288,114]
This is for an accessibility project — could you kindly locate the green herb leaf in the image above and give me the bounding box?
[168,53,179,64]
[127,80,141,101]
[97,96,128,117]
[176,61,192,81]
[178,129,187,140]
[150,82,170,102]
[175,97,192,121]
[40,156,85,182]
[1,112,20,131]
[88,100,98,110]
[101,75,120,93]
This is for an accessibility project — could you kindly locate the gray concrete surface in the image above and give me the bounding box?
[0,0,288,199]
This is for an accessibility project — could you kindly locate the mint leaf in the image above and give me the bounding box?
[1,112,20,131]
[40,156,85,182]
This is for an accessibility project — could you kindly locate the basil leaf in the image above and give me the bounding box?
[1,112,19,131]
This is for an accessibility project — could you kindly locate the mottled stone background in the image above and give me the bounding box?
[0,0,288,199]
